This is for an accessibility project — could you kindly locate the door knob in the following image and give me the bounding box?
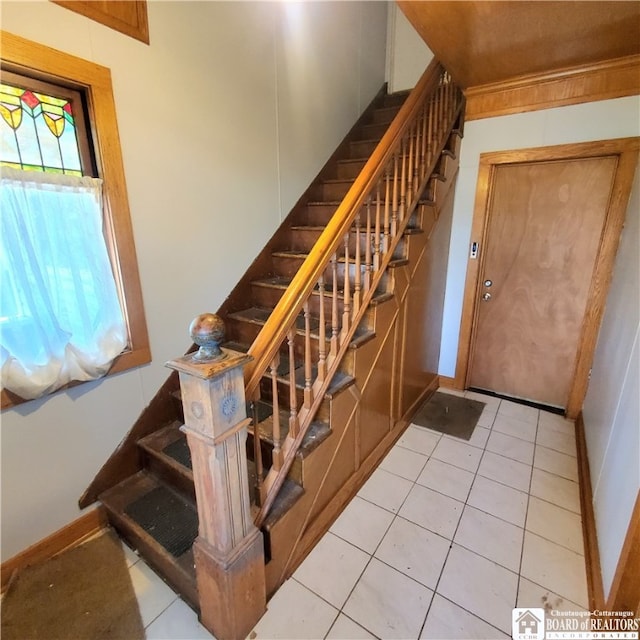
[482,292,492,301]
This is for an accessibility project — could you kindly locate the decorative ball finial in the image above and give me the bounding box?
[189,313,226,362]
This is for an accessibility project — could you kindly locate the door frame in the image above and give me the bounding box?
[453,137,639,419]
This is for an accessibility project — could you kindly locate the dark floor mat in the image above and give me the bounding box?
[1,529,144,640]
[124,486,198,557]
[163,438,192,469]
[411,392,485,440]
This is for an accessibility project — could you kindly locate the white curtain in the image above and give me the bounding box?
[0,168,127,400]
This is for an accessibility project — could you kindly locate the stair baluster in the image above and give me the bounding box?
[342,232,351,335]
[330,253,339,356]
[353,213,362,316]
[287,329,299,438]
[270,353,283,471]
[364,198,373,290]
[383,165,391,253]
[251,394,264,503]
[317,276,327,381]
[303,301,313,409]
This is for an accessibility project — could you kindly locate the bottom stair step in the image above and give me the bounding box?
[99,471,199,610]
[125,484,198,557]
[101,466,307,602]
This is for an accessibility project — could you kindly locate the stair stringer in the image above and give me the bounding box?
[262,140,461,598]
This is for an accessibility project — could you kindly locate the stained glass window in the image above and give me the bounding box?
[0,72,93,176]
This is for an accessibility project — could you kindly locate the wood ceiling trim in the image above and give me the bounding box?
[465,55,640,121]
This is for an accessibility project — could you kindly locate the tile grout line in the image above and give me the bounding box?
[418,392,514,638]
[321,440,440,640]
[516,407,542,611]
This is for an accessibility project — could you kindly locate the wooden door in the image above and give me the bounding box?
[468,156,617,408]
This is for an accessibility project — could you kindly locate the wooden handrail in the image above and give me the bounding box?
[244,60,464,526]
[244,60,443,394]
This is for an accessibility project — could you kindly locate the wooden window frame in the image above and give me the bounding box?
[1,31,151,409]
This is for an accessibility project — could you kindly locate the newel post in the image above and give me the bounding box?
[166,313,266,640]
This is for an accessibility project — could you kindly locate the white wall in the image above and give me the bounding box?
[0,0,388,561]
[439,97,640,378]
[582,164,639,599]
[385,3,433,93]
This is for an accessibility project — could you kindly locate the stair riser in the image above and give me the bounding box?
[350,139,379,158]
[437,151,459,187]
[226,319,330,368]
[358,122,390,140]
[312,180,354,201]
[288,227,390,258]
[335,159,367,180]
[251,283,347,320]
[272,255,394,293]
[370,106,401,125]
[247,432,305,487]
[381,92,409,108]
[447,130,463,159]
[102,505,198,610]
[142,452,196,502]
[305,203,370,226]
[428,174,451,204]
[259,378,332,425]
[245,435,302,489]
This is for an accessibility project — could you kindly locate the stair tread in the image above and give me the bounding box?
[100,471,199,596]
[337,157,369,165]
[322,178,355,185]
[229,304,368,342]
[102,465,303,555]
[351,137,382,145]
[290,224,424,234]
[248,278,393,311]
[138,421,193,472]
[262,478,305,531]
[271,249,410,271]
[222,340,251,353]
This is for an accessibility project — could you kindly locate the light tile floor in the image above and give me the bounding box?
[124,388,588,639]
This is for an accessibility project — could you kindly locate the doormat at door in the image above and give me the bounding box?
[1,528,145,640]
[411,392,485,441]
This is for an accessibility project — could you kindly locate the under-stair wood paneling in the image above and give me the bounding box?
[400,173,457,417]
[397,1,640,118]
[262,148,461,593]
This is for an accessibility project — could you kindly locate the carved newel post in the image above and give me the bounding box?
[166,314,266,640]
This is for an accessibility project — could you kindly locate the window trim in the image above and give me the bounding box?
[1,31,151,409]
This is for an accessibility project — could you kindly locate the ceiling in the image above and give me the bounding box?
[397,1,640,89]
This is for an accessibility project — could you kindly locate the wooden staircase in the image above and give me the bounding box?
[81,61,465,636]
